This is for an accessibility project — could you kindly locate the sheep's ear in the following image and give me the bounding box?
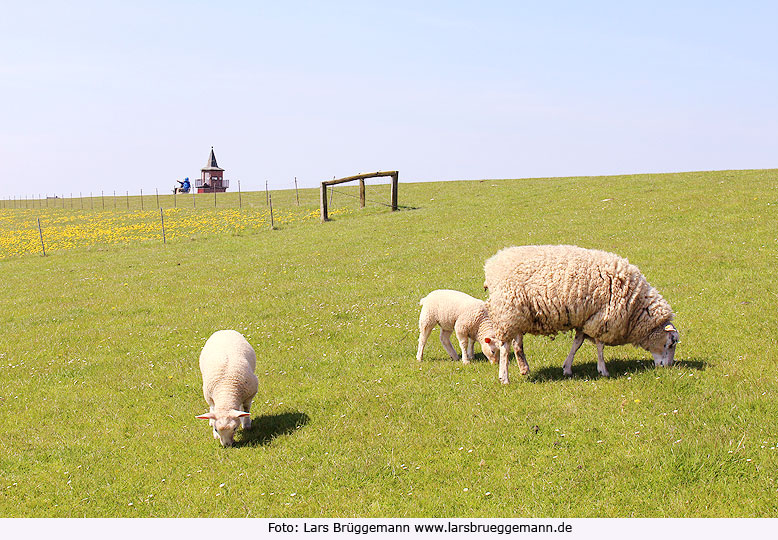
[228,409,251,419]
[664,324,676,332]
[196,412,216,420]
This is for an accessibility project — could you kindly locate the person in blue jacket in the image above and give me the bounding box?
[176,177,191,193]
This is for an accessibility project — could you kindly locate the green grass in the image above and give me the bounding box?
[1,170,777,517]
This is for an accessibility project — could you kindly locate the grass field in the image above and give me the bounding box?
[1,170,777,517]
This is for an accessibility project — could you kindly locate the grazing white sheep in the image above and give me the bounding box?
[416,289,499,365]
[196,330,259,447]
[483,245,680,384]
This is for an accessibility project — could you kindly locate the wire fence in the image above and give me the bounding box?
[0,181,395,258]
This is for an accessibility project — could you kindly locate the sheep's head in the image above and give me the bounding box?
[643,323,679,367]
[196,409,250,447]
[480,336,500,364]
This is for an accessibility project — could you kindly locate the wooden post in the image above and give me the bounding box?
[102,191,105,210]
[173,190,177,208]
[140,189,144,210]
[90,192,93,209]
[294,177,299,206]
[155,188,159,209]
[238,180,242,209]
[160,208,166,244]
[391,172,399,211]
[359,179,366,208]
[126,191,129,209]
[265,181,269,205]
[320,182,328,222]
[37,218,45,256]
[269,194,275,229]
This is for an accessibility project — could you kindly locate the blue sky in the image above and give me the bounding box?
[2,1,776,197]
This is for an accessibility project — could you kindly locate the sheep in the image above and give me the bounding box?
[196,329,259,447]
[483,245,680,384]
[416,289,500,365]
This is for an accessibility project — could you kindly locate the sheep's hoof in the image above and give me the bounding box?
[563,369,573,377]
[599,370,610,377]
[462,359,471,365]
[499,376,510,385]
[518,366,530,376]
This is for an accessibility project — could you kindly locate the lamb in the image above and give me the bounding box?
[196,329,259,447]
[483,245,680,384]
[416,289,500,365]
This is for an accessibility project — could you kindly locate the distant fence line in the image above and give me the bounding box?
[1,205,354,259]
[0,182,255,211]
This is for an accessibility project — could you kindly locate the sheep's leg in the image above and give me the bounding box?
[498,340,512,384]
[467,339,475,359]
[512,335,530,376]
[416,323,435,362]
[439,329,461,361]
[563,330,586,376]
[596,340,610,377]
[455,331,473,365]
[456,335,471,364]
[241,400,253,429]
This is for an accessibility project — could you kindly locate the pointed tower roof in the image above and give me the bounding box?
[201,146,224,172]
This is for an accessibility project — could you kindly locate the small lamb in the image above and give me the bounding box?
[416,289,499,364]
[196,330,259,447]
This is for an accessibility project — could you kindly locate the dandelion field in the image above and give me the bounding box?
[1,170,777,517]
[0,188,351,258]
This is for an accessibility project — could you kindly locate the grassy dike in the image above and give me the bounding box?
[0,170,776,517]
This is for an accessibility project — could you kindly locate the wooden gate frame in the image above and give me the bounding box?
[320,170,398,222]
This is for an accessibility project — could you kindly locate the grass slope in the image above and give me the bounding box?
[0,170,777,517]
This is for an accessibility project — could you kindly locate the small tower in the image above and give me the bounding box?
[196,147,228,193]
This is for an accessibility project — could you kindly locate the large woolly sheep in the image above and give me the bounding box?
[196,330,259,447]
[417,289,500,364]
[483,245,680,384]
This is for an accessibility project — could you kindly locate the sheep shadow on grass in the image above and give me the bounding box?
[528,356,709,383]
[234,411,309,448]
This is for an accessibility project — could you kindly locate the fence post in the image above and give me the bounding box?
[269,194,274,229]
[391,172,399,211]
[102,190,105,210]
[320,182,328,222]
[238,180,242,209]
[37,218,46,256]
[156,188,159,209]
[90,192,93,210]
[126,191,129,209]
[160,208,166,244]
[140,189,144,210]
[359,179,366,208]
[295,177,299,206]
